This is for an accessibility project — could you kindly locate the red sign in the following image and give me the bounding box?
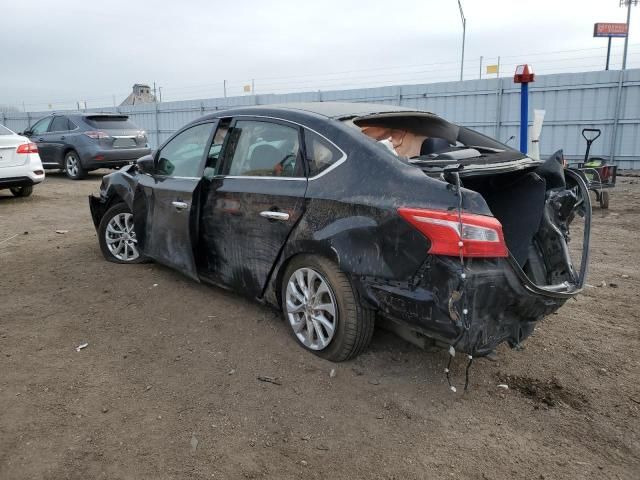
[594,23,628,38]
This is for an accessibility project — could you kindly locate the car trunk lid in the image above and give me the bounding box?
[0,135,29,168]
[85,115,147,148]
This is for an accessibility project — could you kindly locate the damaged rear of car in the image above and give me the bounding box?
[344,109,591,356]
[89,102,590,362]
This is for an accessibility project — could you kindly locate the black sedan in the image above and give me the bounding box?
[89,103,591,362]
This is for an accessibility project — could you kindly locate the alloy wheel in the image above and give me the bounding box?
[105,212,140,261]
[66,154,79,178]
[285,267,338,350]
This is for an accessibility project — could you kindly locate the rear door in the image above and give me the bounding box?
[199,118,307,297]
[134,120,217,280]
[47,116,72,166]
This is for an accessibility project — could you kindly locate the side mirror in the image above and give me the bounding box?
[21,130,32,137]
[135,154,156,174]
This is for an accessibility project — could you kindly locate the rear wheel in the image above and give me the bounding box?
[281,255,374,362]
[10,185,33,197]
[98,203,146,264]
[599,190,610,209]
[64,151,86,180]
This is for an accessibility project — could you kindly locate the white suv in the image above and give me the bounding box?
[0,124,45,197]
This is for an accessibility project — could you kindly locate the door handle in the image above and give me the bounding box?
[60,136,65,140]
[171,201,189,210]
[260,211,290,221]
[38,138,44,142]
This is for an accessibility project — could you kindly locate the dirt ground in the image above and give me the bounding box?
[0,171,638,480]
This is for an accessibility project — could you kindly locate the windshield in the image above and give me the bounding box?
[0,124,14,135]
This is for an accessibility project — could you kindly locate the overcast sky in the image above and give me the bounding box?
[1,0,638,110]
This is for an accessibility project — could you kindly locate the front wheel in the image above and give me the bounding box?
[281,255,374,362]
[64,151,86,180]
[10,185,33,197]
[98,203,146,264]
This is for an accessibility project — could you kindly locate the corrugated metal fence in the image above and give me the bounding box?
[2,68,639,168]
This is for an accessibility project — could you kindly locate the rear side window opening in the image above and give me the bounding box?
[304,129,343,177]
[85,116,140,130]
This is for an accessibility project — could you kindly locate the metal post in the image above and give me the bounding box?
[154,101,160,149]
[497,56,501,77]
[520,82,529,154]
[252,78,255,94]
[609,69,625,162]
[159,87,162,103]
[494,78,503,139]
[622,0,633,70]
[458,0,466,81]
[479,56,483,79]
[223,80,227,98]
[606,37,612,70]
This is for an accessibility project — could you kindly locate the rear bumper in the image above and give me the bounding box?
[80,146,151,169]
[356,256,569,357]
[0,168,45,189]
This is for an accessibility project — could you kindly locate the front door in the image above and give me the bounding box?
[27,116,54,165]
[134,121,217,281]
[199,118,307,297]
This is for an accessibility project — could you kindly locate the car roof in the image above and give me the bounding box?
[202,102,426,121]
[254,102,422,119]
[51,112,128,118]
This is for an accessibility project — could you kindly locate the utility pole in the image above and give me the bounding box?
[621,0,637,70]
[223,80,227,98]
[252,78,255,95]
[479,56,483,79]
[153,82,157,103]
[457,0,466,81]
[159,87,162,103]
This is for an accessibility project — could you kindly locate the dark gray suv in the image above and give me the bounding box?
[22,113,151,179]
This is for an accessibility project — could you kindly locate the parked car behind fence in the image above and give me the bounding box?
[21,113,150,180]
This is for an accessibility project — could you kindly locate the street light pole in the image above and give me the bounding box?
[621,0,636,70]
[458,0,466,81]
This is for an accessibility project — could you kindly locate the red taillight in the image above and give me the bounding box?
[84,130,110,139]
[16,142,38,154]
[398,208,508,258]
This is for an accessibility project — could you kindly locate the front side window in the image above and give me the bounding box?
[49,116,69,132]
[31,117,52,134]
[222,120,302,177]
[304,130,343,177]
[156,123,214,177]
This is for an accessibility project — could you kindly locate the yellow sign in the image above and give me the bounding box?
[243,85,251,92]
[486,65,499,75]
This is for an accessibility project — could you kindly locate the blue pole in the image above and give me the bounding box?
[520,82,529,154]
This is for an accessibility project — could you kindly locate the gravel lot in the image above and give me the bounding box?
[1,171,638,480]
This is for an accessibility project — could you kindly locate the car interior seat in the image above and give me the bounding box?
[247,144,283,174]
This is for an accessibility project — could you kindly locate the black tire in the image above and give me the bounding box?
[97,203,147,264]
[10,185,33,197]
[281,255,375,362]
[64,151,86,180]
[599,190,610,209]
